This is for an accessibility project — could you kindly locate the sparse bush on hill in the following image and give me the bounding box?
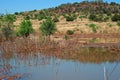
[66,30,74,35]
[107,23,113,27]
[64,14,77,21]
[0,14,15,40]
[52,16,59,22]
[18,20,34,37]
[39,19,57,38]
[1,26,14,40]
[111,14,120,21]
[2,14,16,23]
[89,14,109,22]
[89,23,98,33]
[38,15,45,21]
[24,15,30,20]
[117,21,120,26]
[14,12,19,15]
[89,14,96,21]
[79,15,86,21]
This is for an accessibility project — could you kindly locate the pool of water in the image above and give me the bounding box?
[0,52,120,80]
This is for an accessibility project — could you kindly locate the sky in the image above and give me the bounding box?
[0,0,120,14]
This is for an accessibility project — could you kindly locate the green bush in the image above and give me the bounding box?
[89,14,96,21]
[24,16,30,20]
[66,30,74,35]
[38,15,45,21]
[1,26,14,40]
[111,14,120,21]
[89,23,98,33]
[65,14,77,21]
[18,20,34,37]
[52,16,59,22]
[40,19,57,37]
[117,21,120,26]
[107,23,113,27]
[66,16,75,21]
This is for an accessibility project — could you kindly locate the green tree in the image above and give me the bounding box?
[39,19,57,38]
[18,20,34,37]
[111,14,120,21]
[89,14,96,21]
[1,26,14,40]
[0,14,15,40]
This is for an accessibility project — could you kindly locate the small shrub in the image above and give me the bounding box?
[89,23,98,33]
[66,30,74,35]
[52,16,59,22]
[111,14,120,21]
[24,16,30,20]
[14,12,19,15]
[38,15,45,21]
[89,14,96,21]
[18,20,34,37]
[89,23,96,28]
[66,16,75,21]
[40,19,57,37]
[65,14,77,21]
[117,21,120,26]
[64,35,69,40]
[79,15,85,21]
[1,26,14,40]
[107,23,113,27]
[103,16,110,21]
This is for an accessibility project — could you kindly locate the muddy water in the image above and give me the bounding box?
[0,52,120,80]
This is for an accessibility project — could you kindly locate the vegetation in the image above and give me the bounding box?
[89,23,98,33]
[18,20,34,37]
[117,21,120,26]
[66,30,74,35]
[107,23,113,27]
[0,14,15,40]
[39,19,57,38]
[64,14,77,21]
[1,25,14,40]
[52,16,59,22]
[111,14,120,21]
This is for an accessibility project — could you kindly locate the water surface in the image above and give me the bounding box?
[0,51,120,80]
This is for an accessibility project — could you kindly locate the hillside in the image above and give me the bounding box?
[1,1,120,38]
[14,1,120,16]
[12,1,120,34]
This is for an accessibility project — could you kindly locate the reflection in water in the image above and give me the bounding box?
[0,48,120,80]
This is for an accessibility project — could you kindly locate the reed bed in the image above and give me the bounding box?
[0,34,120,56]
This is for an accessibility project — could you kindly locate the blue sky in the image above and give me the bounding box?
[0,0,120,14]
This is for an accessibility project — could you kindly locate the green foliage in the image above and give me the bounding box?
[52,16,59,22]
[64,14,77,21]
[2,14,16,23]
[1,26,14,40]
[0,14,15,40]
[107,23,113,27]
[24,15,30,20]
[89,23,98,33]
[38,15,45,21]
[89,14,109,22]
[66,30,74,35]
[89,14,96,21]
[18,20,34,37]
[117,21,120,26]
[103,16,110,21]
[79,15,86,20]
[111,14,120,21]
[40,19,57,36]
[14,12,19,15]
